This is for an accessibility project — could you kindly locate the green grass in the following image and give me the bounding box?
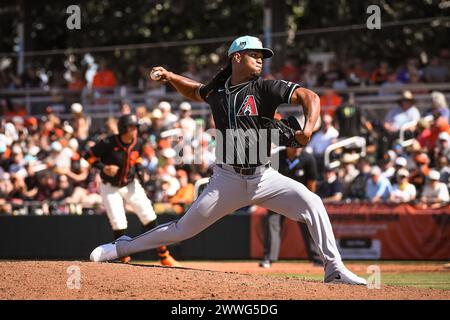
[275,273,450,291]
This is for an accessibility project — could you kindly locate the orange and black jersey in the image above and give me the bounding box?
[85,134,143,187]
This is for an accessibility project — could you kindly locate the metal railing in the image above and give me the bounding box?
[324,136,367,169]
[2,83,450,119]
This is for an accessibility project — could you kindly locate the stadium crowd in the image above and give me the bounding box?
[1,51,450,216]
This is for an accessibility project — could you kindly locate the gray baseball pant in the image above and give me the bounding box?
[116,165,344,273]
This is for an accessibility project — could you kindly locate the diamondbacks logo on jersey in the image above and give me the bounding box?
[237,95,258,116]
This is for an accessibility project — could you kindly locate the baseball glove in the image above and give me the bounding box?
[262,115,305,148]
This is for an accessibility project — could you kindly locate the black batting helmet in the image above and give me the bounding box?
[118,114,138,134]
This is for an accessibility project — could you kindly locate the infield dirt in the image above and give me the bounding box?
[0,261,448,300]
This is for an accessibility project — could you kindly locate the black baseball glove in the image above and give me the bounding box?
[262,115,305,148]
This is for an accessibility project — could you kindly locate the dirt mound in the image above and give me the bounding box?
[0,261,448,300]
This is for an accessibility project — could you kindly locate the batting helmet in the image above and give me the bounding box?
[118,114,138,134]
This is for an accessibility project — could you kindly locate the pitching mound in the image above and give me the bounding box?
[0,261,448,300]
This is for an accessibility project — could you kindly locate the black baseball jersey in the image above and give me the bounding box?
[86,134,143,187]
[199,76,300,167]
[278,149,318,185]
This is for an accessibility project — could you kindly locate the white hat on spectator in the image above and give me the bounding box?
[63,122,74,134]
[151,108,163,119]
[431,91,448,109]
[71,103,83,114]
[180,102,192,111]
[401,90,414,101]
[68,138,79,150]
[161,148,176,159]
[12,145,22,154]
[370,166,382,176]
[12,116,24,125]
[438,131,450,142]
[28,145,40,156]
[395,157,407,167]
[51,141,62,152]
[341,153,359,164]
[428,170,440,181]
[397,168,410,178]
[158,101,171,112]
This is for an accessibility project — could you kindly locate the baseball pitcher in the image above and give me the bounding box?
[90,36,366,285]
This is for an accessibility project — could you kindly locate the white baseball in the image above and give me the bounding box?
[150,70,161,81]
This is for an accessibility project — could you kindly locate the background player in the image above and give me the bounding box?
[90,35,366,285]
[86,114,180,266]
[260,145,321,268]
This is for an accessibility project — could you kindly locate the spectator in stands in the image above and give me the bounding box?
[423,57,449,83]
[434,132,450,162]
[339,153,360,197]
[416,119,433,150]
[383,90,421,134]
[70,103,90,142]
[409,152,431,197]
[425,91,449,120]
[366,166,392,203]
[437,155,450,191]
[67,71,85,91]
[379,72,403,96]
[380,152,396,181]
[344,157,371,201]
[334,94,371,138]
[20,65,42,88]
[345,60,369,86]
[158,101,178,129]
[178,102,196,141]
[370,61,390,85]
[391,156,408,183]
[308,113,339,163]
[169,169,195,214]
[427,117,450,153]
[319,89,342,117]
[50,174,74,204]
[396,58,421,84]
[317,166,343,203]
[317,60,345,88]
[147,108,166,145]
[420,170,450,208]
[92,60,117,91]
[389,169,416,203]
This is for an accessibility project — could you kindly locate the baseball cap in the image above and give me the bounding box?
[431,91,448,109]
[51,141,62,152]
[400,90,414,101]
[438,131,450,142]
[228,36,274,59]
[370,166,382,176]
[161,148,176,159]
[158,101,171,112]
[179,102,191,111]
[395,157,407,167]
[151,108,163,119]
[71,103,83,114]
[397,168,410,178]
[428,170,440,181]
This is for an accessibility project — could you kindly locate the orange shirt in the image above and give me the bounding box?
[170,184,195,205]
[92,70,117,89]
